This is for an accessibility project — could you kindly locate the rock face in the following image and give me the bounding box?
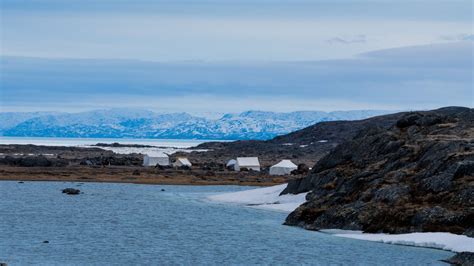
[283,107,474,237]
[62,188,81,195]
[443,252,474,265]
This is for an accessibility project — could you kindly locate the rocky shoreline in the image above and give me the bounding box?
[282,107,473,238]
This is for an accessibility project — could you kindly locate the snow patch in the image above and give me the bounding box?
[321,230,474,253]
[208,184,474,253]
[207,184,307,212]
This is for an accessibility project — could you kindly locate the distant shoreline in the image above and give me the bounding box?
[0,165,287,187]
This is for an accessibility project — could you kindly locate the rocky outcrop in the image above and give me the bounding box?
[443,252,474,265]
[0,145,143,167]
[0,155,68,167]
[283,107,474,237]
[175,112,404,168]
[62,188,80,195]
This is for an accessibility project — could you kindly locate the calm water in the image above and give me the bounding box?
[0,181,452,265]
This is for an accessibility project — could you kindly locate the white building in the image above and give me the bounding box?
[173,157,192,167]
[143,154,169,167]
[235,157,260,172]
[269,160,297,175]
[226,159,237,170]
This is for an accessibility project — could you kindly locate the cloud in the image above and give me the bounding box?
[326,35,367,45]
[1,1,472,61]
[439,33,474,42]
[0,42,472,113]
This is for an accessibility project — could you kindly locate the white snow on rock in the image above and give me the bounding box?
[320,230,474,253]
[207,184,307,212]
[208,184,474,253]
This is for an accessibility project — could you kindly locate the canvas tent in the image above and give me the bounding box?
[173,157,192,167]
[235,157,260,172]
[226,159,237,170]
[269,160,297,175]
[143,154,169,167]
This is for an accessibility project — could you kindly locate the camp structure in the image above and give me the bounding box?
[226,159,237,170]
[269,159,297,175]
[173,157,192,168]
[143,153,169,167]
[234,157,260,172]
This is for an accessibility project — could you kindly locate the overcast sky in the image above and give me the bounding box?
[0,0,472,113]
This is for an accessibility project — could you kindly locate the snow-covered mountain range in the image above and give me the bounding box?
[0,109,395,140]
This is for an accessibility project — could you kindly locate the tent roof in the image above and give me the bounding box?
[144,153,168,158]
[271,160,297,168]
[236,157,260,166]
[176,157,192,165]
[226,159,237,166]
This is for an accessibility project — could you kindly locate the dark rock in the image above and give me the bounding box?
[283,107,474,236]
[81,160,93,166]
[453,161,474,179]
[442,252,474,265]
[154,164,165,170]
[396,113,422,128]
[132,170,141,176]
[291,164,310,175]
[62,188,80,195]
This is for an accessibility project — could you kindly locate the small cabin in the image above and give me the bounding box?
[226,159,237,170]
[173,157,192,168]
[143,154,170,167]
[235,157,260,172]
[269,159,297,175]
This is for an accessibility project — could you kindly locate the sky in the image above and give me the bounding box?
[0,0,473,113]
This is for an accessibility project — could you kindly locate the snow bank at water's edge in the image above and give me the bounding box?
[321,230,474,253]
[208,184,474,253]
[207,184,307,212]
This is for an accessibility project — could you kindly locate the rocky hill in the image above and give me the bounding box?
[183,111,404,167]
[282,107,473,237]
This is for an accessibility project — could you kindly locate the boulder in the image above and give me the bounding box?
[62,188,81,195]
[442,252,474,265]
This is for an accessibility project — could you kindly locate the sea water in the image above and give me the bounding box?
[0,181,452,265]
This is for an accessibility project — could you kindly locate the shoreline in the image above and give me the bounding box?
[0,177,272,187]
[208,185,474,255]
[0,166,289,187]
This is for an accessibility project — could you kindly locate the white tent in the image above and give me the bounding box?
[226,159,237,169]
[174,157,192,167]
[235,157,260,172]
[269,160,297,175]
[143,154,169,167]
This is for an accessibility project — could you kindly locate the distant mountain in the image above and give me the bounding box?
[0,109,395,140]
